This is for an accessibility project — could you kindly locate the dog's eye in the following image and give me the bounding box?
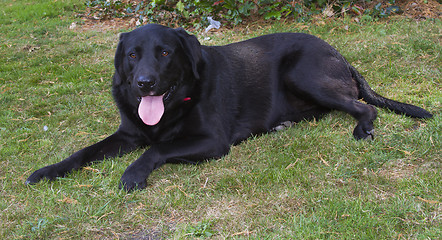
[161,50,169,57]
[129,53,137,59]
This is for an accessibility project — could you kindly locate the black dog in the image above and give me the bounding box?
[26,24,432,191]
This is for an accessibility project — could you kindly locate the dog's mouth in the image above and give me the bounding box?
[136,85,177,102]
[137,85,177,126]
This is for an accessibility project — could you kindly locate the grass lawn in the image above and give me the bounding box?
[0,0,440,239]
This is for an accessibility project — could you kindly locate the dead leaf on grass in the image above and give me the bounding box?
[58,196,79,204]
[417,196,440,204]
[83,166,100,173]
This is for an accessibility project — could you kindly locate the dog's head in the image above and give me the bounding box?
[113,24,202,126]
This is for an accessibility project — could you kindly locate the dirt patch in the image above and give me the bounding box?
[377,158,441,181]
[377,159,418,180]
[397,0,442,19]
[72,17,134,32]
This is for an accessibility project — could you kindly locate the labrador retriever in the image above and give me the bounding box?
[26,24,432,191]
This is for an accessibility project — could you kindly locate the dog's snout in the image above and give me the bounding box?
[137,76,156,89]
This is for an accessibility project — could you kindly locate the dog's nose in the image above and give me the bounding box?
[137,76,155,89]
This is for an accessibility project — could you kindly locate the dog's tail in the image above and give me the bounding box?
[349,65,433,119]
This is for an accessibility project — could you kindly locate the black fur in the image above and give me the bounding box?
[26,24,432,191]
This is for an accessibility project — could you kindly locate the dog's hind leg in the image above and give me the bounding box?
[283,70,377,140]
[305,89,378,140]
[326,98,378,140]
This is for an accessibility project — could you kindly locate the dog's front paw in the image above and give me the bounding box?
[26,165,62,185]
[119,170,148,192]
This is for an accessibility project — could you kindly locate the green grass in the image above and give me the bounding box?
[1,1,440,239]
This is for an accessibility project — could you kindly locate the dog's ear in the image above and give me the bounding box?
[113,33,127,86]
[175,28,202,79]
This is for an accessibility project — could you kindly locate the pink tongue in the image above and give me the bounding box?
[138,95,165,126]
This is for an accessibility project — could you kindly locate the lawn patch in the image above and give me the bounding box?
[0,1,440,239]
